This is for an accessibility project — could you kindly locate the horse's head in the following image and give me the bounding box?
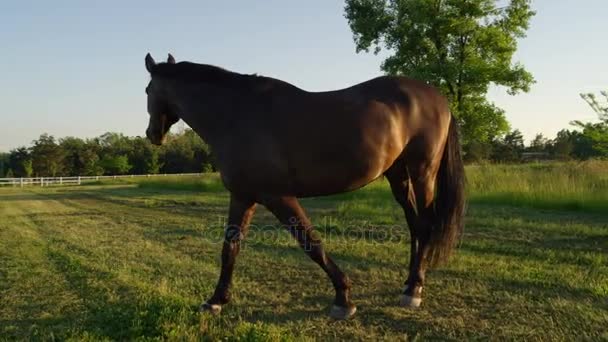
[144,53,180,145]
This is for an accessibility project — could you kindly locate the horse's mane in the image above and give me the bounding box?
[151,62,299,92]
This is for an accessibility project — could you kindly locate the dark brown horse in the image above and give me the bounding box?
[144,53,465,320]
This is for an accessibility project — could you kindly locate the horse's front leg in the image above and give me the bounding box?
[200,194,256,314]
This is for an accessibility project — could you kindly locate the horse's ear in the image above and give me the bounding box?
[145,53,156,73]
[167,53,176,64]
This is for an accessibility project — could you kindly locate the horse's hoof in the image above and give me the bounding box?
[400,295,422,308]
[329,304,357,320]
[199,302,222,315]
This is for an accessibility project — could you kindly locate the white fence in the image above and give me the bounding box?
[0,173,203,187]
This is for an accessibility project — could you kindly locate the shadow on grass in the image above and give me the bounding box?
[436,268,606,309]
[462,237,607,268]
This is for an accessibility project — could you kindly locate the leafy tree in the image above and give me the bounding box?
[580,91,608,123]
[182,129,214,172]
[8,147,32,177]
[99,155,131,175]
[22,160,34,178]
[344,0,535,151]
[528,133,549,152]
[31,134,66,176]
[572,91,608,158]
[130,137,161,174]
[59,137,104,176]
[98,132,132,154]
[160,129,213,173]
[491,129,524,162]
[0,153,9,177]
[550,129,574,160]
[570,123,608,158]
[80,148,104,176]
[96,133,134,175]
[161,134,196,174]
[463,139,492,163]
[60,137,87,176]
[5,168,14,178]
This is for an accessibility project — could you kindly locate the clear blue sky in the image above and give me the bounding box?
[0,0,606,152]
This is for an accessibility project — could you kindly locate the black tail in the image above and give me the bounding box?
[427,115,466,268]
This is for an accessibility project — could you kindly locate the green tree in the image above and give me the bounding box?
[22,160,34,178]
[99,155,131,175]
[550,129,574,160]
[463,139,492,163]
[80,148,104,176]
[573,91,608,158]
[570,123,608,158]
[161,134,196,174]
[344,0,535,150]
[31,134,66,176]
[491,129,524,162]
[98,132,132,154]
[59,137,103,176]
[8,147,32,177]
[130,137,161,174]
[580,91,608,123]
[60,137,86,176]
[160,129,213,173]
[182,129,214,172]
[0,152,9,177]
[96,133,134,175]
[528,133,549,152]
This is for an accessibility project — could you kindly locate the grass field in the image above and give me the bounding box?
[1,162,607,340]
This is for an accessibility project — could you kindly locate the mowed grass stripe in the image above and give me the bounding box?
[0,194,90,337]
[0,190,201,339]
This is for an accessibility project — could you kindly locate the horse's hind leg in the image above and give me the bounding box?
[385,159,437,308]
[260,196,356,320]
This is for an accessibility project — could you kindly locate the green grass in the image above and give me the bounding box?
[467,160,608,213]
[0,164,607,340]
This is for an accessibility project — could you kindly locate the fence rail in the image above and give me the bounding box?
[0,173,203,187]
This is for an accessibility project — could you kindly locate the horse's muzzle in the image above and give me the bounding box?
[146,129,164,146]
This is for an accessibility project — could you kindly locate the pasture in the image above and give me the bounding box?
[1,162,607,340]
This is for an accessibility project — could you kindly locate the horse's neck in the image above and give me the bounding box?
[167,81,243,147]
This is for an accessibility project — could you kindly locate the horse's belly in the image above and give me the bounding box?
[216,128,398,197]
[289,158,385,197]
[219,160,380,198]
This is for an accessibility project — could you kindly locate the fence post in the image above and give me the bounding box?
[59,177,63,185]
[40,177,44,187]
[20,178,23,188]
[96,176,99,181]
[78,176,81,185]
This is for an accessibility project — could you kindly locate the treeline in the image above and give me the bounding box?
[1,118,607,178]
[0,129,214,178]
[466,92,608,163]
[465,125,608,163]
